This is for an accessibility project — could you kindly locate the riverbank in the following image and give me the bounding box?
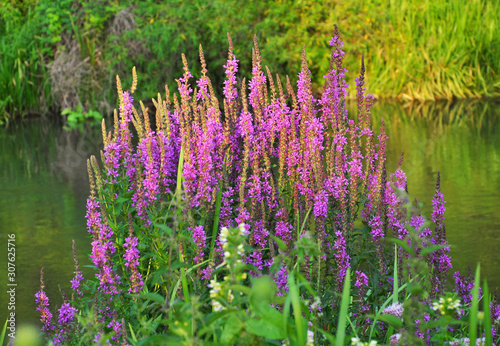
[1,0,499,123]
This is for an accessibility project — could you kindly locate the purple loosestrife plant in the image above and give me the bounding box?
[53,301,78,346]
[34,28,495,345]
[35,268,54,335]
[70,239,83,297]
[123,217,144,294]
[430,171,452,297]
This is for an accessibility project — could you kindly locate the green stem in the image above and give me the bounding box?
[176,146,184,204]
[209,180,223,262]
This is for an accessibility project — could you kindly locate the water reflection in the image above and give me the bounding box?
[371,99,500,290]
[0,119,100,326]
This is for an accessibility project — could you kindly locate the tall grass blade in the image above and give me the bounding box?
[483,280,493,346]
[0,318,7,345]
[209,180,223,262]
[469,263,481,344]
[336,268,351,346]
[288,273,306,345]
[393,244,398,304]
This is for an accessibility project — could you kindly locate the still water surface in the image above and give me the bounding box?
[0,100,499,327]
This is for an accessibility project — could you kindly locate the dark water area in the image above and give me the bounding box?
[371,100,500,292]
[0,100,499,329]
[0,119,101,327]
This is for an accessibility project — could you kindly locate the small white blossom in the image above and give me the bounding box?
[306,329,314,346]
[382,302,404,319]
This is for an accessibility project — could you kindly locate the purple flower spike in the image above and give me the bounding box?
[53,303,78,346]
[124,226,144,294]
[71,240,84,297]
[35,267,54,335]
[192,225,206,264]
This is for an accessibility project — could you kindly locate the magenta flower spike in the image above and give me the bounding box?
[430,171,452,296]
[53,302,78,345]
[192,225,206,265]
[35,267,55,335]
[70,240,84,297]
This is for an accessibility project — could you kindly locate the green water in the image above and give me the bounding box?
[0,119,100,327]
[374,100,500,289]
[0,100,499,329]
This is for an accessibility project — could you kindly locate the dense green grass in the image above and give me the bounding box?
[1,0,499,121]
[0,7,50,124]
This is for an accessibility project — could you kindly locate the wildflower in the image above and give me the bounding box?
[449,337,486,346]
[70,240,83,297]
[208,279,234,312]
[431,296,461,316]
[306,329,315,346]
[57,303,77,325]
[123,227,144,294]
[351,337,378,346]
[53,302,78,345]
[333,229,350,290]
[192,225,206,264]
[389,333,401,346]
[355,271,370,318]
[108,318,123,343]
[453,268,475,306]
[382,302,404,319]
[35,268,54,335]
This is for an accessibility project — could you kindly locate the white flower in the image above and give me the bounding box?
[238,223,248,236]
[351,337,377,346]
[306,329,314,346]
[382,302,404,319]
[389,334,401,346]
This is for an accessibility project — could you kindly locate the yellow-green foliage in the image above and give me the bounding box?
[1,0,499,121]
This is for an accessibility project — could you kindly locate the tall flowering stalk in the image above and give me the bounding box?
[35,267,54,336]
[430,172,452,296]
[86,159,120,296]
[123,215,144,294]
[70,240,83,298]
[54,294,78,346]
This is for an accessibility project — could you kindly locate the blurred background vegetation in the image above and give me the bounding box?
[1,0,499,124]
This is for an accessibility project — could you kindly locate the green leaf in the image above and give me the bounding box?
[377,314,403,329]
[336,268,351,346]
[254,300,285,331]
[386,237,411,254]
[136,334,179,345]
[317,327,336,344]
[204,309,240,327]
[246,318,285,340]
[251,276,277,302]
[393,244,399,304]
[228,284,252,296]
[270,235,287,252]
[483,280,493,345]
[221,314,245,344]
[420,244,448,256]
[469,264,480,344]
[139,292,165,304]
[0,318,7,345]
[170,261,188,270]
[154,223,172,236]
[288,273,306,344]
